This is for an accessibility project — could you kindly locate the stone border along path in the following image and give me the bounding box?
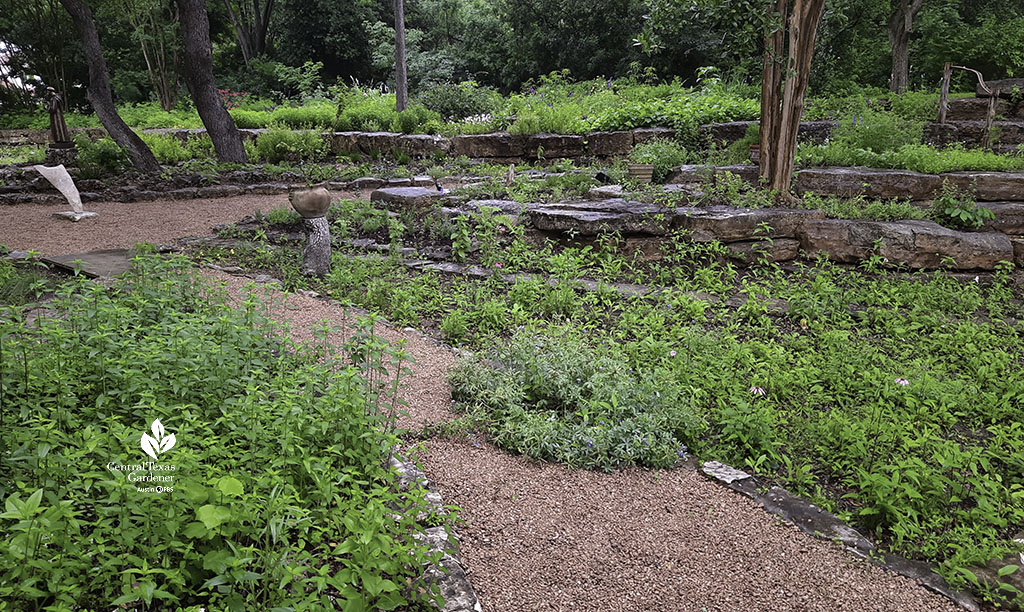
[0,194,981,611]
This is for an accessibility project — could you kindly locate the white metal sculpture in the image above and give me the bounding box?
[33,164,98,222]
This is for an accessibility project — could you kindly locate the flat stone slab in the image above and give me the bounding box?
[41,249,132,278]
[370,186,444,209]
[794,167,944,200]
[977,78,1024,97]
[669,165,1024,202]
[942,171,1024,202]
[53,211,99,222]
[452,132,529,158]
[528,133,585,157]
[527,199,668,235]
[979,202,1024,234]
[702,461,751,484]
[586,131,633,156]
[673,207,825,241]
[945,97,1024,121]
[532,198,661,215]
[800,219,1013,270]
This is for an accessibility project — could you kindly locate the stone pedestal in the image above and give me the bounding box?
[301,217,331,276]
[45,143,77,167]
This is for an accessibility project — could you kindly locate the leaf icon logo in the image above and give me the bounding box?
[141,419,176,459]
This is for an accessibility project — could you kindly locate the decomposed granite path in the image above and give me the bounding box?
[1,194,962,611]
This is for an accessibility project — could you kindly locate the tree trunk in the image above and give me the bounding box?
[177,0,248,163]
[58,0,160,173]
[887,0,924,94]
[759,0,787,184]
[394,0,408,112]
[759,0,825,198]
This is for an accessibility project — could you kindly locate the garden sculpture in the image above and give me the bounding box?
[288,186,332,276]
[33,164,98,222]
[47,88,71,143]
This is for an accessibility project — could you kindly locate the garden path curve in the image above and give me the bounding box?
[0,195,961,612]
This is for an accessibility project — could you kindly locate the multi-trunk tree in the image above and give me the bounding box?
[688,0,826,196]
[120,0,181,110]
[221,0,275,65]
[58,0,161,172]
[758,0,827,196]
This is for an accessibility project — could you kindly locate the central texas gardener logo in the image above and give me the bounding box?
[140,419,176,459]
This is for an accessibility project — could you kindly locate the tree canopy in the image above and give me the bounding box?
[0,0,1020,111]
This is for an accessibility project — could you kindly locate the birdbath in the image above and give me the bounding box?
[288,185,332,276]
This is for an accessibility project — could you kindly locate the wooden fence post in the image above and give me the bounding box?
[983,89,1000,149]
[938,62,951,124]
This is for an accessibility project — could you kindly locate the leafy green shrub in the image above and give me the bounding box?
[270,101,335,128]
[264,205,302,225]
[0,255,447,610]
[228,108,272,129]
[417,80,502,120]
[800,193,927,221]
[629,138,688,182]
[117,102,203,128]
[930,181,995,229]
[796,141,1024,173]
[335,90,399,132]
[184,134,216,159]
[140,133,191,164]
[450,329,705,471]
[392,106,442,134]
[0,109,50,130]
[587,90,759,145]
[829,109,923,154]
[254,127,326,163]
[222,59,324,101]
[888,91,939,122]
[74,134,130,176]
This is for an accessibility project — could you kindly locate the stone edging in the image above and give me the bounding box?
[700,460,981,611]
[390,453,482,612]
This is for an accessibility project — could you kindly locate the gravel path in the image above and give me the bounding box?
[2,193,961,611]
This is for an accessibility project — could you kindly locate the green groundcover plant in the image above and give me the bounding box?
[213,206,1024,603]
[0,254,450,612]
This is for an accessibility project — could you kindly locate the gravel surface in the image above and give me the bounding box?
[2,193,962,611]
[0,195,290,255]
